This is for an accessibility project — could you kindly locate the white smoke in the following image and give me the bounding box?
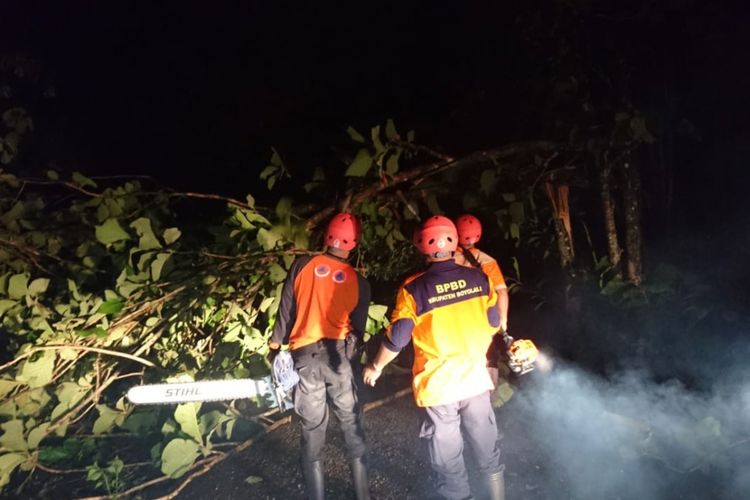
[512,357,750,500]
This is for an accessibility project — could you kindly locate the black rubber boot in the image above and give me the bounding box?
[482,470,505,500]
[302,460,325,500]
[350,456,371,500]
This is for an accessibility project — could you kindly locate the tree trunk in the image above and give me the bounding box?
[545,182,575,270]
[599,154,622,276]
[622,156,643,285]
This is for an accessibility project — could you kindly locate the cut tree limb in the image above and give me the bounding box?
[306,141,565,231]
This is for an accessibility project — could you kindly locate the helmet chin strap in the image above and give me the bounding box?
[326,246,350,259]
[429,251,454,260]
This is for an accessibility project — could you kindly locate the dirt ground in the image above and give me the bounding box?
[178,372,559,500]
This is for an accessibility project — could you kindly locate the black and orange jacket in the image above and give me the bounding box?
[271,253,371,350]
[383,260,500,407]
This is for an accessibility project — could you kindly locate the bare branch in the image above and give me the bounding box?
[0,345,156,373]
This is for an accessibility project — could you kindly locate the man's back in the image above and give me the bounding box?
[272,253,369,350]
[391,260,499,406]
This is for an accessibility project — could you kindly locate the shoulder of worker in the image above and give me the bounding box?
[400,268,428,288]
[415,259,489,284]
[473,247,498,265]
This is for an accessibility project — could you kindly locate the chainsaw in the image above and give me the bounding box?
[501,332,539,375]
[126,350,298,409]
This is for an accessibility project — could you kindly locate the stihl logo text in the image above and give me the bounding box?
[165,387,201,398]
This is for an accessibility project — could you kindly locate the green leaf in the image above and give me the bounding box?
[257,228,282,251]
[480,169,497,197]
[259,296,276,313]
[407,130,415,142]
[8,273,29,299]
[18,350,56,388]
[345,149,373,177]
[174,403,203,445]
[27,423,50,450]
[15,388,52,417]
[150,252,171,281]
[293,225,309,249]
[0,401,17,417]
[371,125,384,154]
[508,201,525,223]
[368,304,388,321]
[97,299,124,315]
[275,197,293,221]
[67,279,82,301]
[346,126,366,143]
[71,172,97,188]
[77,326,108,339]
[0,453,27,489]
[259,165,277,180]
[95,218,130,245]
[161,438,200,478]
[0,379,20,399]
[268,264,287,284]
[51,382,89,420]
[122,409,158,436]
[27,278,50,297]
[163,227,181,245]
[0,420,28,451]
[509,223,520,241]
[385,119,398,141]
[46,170,59,181]
[270,147,283,167]
[385,150,401,176]
[93,405,126,435]
[0,299,18,317]
[244,475,264,485]
[130,217,162,250]
[0,200,25,227]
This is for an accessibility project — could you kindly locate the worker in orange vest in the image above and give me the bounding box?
[363,215,505,500]
[269,213,371,500]
[454,214,510,388]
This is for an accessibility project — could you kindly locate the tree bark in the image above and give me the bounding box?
[545,182,575,269]
[622,156,643,285]
[599,154,622,276]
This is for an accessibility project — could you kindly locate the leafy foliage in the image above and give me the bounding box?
[0,168,330,491]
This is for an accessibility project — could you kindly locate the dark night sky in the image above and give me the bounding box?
[2,1,749,210]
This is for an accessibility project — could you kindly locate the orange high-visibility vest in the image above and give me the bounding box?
[272,254,369,350]
[388,260,499,407]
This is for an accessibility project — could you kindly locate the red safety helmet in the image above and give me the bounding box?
[325,212,361,251]
[456,214,482,246]
[414,215,458,255]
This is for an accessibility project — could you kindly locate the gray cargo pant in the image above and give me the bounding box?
[420,392,504,500]
[292,338,367,464]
